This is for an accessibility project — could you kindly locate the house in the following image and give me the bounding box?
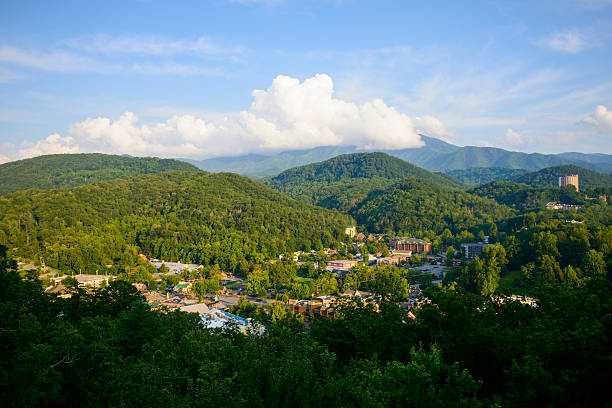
[173,282,191,294]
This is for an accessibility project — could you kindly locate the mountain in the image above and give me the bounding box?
[264,152,465,210]
[179,135,612,178]
[468,181,588,213]
[266,152,465,190]
[265,153,510,237]
[351,177,513,236]
[0,171,352,273]
[556,152,612,165]
[446,167,531,186]
[0,153,201,195]
[514,165,612,189]
[184,145,356,179]
[389,137,612,173]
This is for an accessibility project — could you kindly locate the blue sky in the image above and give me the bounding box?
[1,0,611,162]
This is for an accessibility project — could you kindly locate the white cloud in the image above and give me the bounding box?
[18,133,81,159]
[583,105,612,131]
[0,67,23,83]
[540,30,587,53]
[0,45,119,73]
[413,115,453,140]
[0,153,10,164]
[501,128,524,145]
[131,62,227,76]
[65,34,243,56]
[20,74,431,159]
[474,140,494,147]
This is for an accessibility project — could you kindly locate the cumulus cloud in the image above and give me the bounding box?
[0,153,10,164]
[583,105,612,131]
[540,30,587,53]
[501,128,524,145]
[21,74,431,159]
[413,115,452,140]
[18,133,81,159]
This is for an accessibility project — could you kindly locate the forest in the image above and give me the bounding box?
[0,153,201,195]
[0,171,352,274]
[1,240,610,408]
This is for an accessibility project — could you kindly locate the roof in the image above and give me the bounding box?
[74,274,110,283]
[180,303,211,316]
[174,283,188,289]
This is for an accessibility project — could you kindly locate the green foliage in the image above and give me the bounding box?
[354,177,512,236]
[191,278,220,301]
[447,167,531,186]
[2,246,611,407]
[0,153,201,195]
[461,244,507,295]
[469,181,588,212]
[0,171,352,274]
[266,152,466,191]
[516,164,612,188]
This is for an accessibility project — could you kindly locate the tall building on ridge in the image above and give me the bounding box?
[559,174,579,192]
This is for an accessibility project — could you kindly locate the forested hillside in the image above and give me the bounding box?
[0,171,352,274]
[0,153,201,195]
[515,164,612,188]
[447,167,530,186]
[266,152,465,190]
[352,177,513,237]
[470,181,591,212]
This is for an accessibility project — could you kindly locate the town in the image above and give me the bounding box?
[34,227,496,331]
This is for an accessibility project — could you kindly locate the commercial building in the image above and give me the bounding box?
[390,238,432,254]
[461,243,489,259]
[559,174,579,191]
[73,274,111,288]
[344,225,357,238]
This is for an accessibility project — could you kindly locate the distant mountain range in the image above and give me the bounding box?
[448,165,612,188]
[180,136,612,178]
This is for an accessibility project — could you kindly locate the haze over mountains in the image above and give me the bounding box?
[184,136,612,179]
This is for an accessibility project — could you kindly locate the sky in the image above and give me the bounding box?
[1,0,611,163]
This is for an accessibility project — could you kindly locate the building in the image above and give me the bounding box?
[390,238,432,254]
[326,260,358,272]
[546,202,580,210]
[559,174,579,191]
[73,274,111,288]
[461,243,489,259]
[344,225,357,238]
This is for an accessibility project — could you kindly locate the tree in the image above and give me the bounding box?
[61,276,79,289]
[311,272,338,295]
[409,253,422,267]
[581,250,606,277]
[246,266,269,297]
[446,246,455,266]
[360,245,369,263]
[192,280,208,302]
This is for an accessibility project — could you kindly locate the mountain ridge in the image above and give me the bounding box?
[179,135,612,178]
[0,153,202,195]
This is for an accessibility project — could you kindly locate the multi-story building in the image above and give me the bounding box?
[344,225,357,238]
[559,174,579,191]
[390,237,432,254]
[461,243,489,259]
